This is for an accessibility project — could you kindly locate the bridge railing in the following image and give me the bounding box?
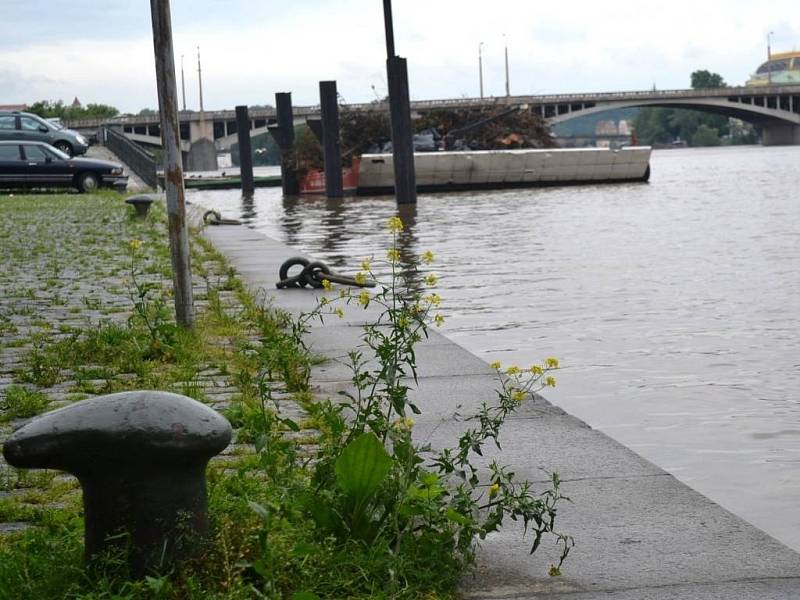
[99,126,158,190]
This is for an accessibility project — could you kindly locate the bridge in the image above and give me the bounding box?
[67,85,800,170]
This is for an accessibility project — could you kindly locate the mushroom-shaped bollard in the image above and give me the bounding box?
[124,195,156,219]
[2,390,231,576]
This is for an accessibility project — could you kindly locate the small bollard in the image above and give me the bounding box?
[125,195,157,219]
[2,390,231,577]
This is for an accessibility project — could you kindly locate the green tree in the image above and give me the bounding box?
[634,70,732,146]
[690,70,727,89]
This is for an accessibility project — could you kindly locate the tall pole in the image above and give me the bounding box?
[197,46,204,113]
[767,31,774,85]
[149,0,194,328]
[383,0,416,205]
[478,42,484,98]
[274,92,298,195]
[180,54,186,112]
[504,34,511,97]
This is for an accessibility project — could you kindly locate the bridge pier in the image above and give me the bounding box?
[184,119,218,172]
[762,123,800,146]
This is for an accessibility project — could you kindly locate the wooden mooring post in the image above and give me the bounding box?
[275,92,299,195]
[319,81,343,198]
[383,0,417,205]
[235,105,255,197]
[149,0,194,328]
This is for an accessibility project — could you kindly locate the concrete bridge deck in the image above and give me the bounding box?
[201,218,800,600]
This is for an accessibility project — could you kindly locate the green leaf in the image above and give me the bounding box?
[446,508,471,525]
[335,432,392,505]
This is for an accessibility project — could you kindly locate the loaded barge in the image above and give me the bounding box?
[300,146,652,195]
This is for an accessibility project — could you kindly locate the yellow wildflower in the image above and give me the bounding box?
[387,216,404,232]
[358,290,370,307]
[421,250,435,264]
[321,278,332,291]
[545,376,557,387]
[319,297,329,306]
[339,288,351,299]
[530,365,544,375]
[506,365,521,376]
[488,483,500,498]
[549,565,562,577]
[434,314,445,327]
[512,390,526,404]
[489,361,502,370]
[354,272,367,286]
[334,307,345,319]
[387,248,401,262]
[129,239,142,251]
[545,357,560,369]
[361,259,371,272]
[425,293,441,307]
[393,417,415,431]
[425,273,439,286]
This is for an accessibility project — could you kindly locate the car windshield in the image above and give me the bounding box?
[48,120,64,130]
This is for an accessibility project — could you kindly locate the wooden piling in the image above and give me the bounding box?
[149,0,194,328]
[275,92,299,195]
[235,105,255,197]
[319,81,343,198]
[382,0,417,205]
[386,56,417,205]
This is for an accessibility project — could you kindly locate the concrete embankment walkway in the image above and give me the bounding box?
[203,223,800,599]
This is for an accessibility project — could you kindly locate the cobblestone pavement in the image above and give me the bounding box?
[85,145,150,192]
[0,194,314,535]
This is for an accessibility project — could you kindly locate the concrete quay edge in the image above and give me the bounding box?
[201,222,800,599]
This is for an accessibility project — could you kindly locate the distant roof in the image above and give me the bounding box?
[0,104,27,111]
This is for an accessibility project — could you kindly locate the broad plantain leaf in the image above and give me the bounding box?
[335,432,392,505]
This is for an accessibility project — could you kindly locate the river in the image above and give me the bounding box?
[192,145,800,551]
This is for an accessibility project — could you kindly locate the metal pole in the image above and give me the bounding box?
[149,0,194,328]
[180,54,186,111]
[319,81,343,198]
[197,46,204,113]
[504,35,511,97]
[235,105,254,197]
[479,42,484,98]
[382,0,395,59]
[274,92,299,195]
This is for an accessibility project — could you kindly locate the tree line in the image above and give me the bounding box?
[633,70,758,146]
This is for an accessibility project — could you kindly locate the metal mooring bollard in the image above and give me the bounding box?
[125,195,156,219]
[2,390,231,576]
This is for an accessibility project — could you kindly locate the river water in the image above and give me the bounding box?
[192,145,800,551]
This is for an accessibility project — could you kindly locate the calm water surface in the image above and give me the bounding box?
[193,145,800,550]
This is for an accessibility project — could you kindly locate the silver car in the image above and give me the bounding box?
[0,110,89,156]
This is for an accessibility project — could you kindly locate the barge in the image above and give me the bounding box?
[300,146,652,195]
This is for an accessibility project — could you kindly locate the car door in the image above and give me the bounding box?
[0,115,17,142]
[21,144,73,187]
[18,115,51,144]
[0,144,25,186]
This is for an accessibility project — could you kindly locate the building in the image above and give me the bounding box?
[746,50,800,86]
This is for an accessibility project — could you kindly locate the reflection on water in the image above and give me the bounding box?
[192,145,800,550]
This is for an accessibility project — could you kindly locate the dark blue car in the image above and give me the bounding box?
[0,141,127,193]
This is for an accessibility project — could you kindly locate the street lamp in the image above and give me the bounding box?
[503,34,510,97]
[478,42,484,98]
[767,31,774,85]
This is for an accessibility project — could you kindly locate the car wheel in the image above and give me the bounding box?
[77,172,100,193]
[54,141,73,156]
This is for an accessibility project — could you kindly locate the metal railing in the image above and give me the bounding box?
[100,126,158,190]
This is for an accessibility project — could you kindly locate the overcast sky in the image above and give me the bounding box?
[1,0,798,113]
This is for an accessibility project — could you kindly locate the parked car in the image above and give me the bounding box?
[0,141,127,193]
[0,110,89,156]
